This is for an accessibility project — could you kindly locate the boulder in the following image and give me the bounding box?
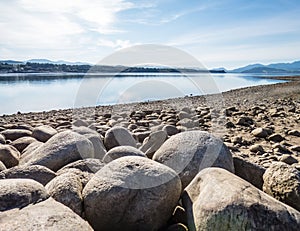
[1,129,32,141]
[32,125,57,142]
[163,125,179,136]
[0,144,20,168]
[279,154,298,165]
[249,144,264,153]
[46,172,83,215]
[233,156,266,189]
[140,130,167,158]
[263,162,300,211]
[83,156,181,231]
[251,127,269,138]
[268,133,285,142]
[72,126,98,135]
[57,168,93,187]
[22,131,94,171]
[0,165,56,186]
[182,167,300,231]
[84,133,107,159]
[103,146,146,163]
[11,136,37,152]
[20,141,43,164]
[0,179,49,211]
[153,131,234,188]
[288,130,300,137]
[104,126,136,150]
[0,198,93,230]
[58,158,104,174]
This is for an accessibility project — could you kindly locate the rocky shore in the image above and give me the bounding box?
[0,78,300,230]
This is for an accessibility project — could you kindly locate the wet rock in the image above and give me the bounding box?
[0,178,49,211]
[83,156,181,231]
[182,167,300,231]
[32,125,57,142]
[103,146,146,163]
[104,126,136,150]
[0,198,93,230]
[0,165,56,186]
[153,131,234,188]
[263,162,300,211]
[46,172,83,215]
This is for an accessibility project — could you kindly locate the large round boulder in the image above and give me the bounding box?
[0,178,49,211]
[22,131,94,171]
[104,126,136,150]
[153,131,234,188]
[0,198,93,230]
[182,167,300,230]
[83,156,181,231]
[263,162,300,211]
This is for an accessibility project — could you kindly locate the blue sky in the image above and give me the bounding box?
[0,0,300,69]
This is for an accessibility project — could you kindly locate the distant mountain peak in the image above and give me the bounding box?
[26,59,91,66]
[231,60,300,73]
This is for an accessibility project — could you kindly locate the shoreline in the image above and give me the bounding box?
[2,77,299,169]
[1,76,299,118]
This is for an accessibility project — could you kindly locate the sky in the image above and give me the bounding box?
[0,0,300,69]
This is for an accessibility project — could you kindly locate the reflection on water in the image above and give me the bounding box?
[0,73,285,115]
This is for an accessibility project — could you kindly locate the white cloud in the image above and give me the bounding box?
[0,0,137,51]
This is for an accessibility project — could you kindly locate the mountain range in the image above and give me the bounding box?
[0,59,90,66]
[230,60,300,73]
[0,59,300,73]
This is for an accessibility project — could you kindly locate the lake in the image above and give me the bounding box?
[0,72,286,115]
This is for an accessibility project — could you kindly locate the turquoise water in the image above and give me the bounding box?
[0,73,285,115]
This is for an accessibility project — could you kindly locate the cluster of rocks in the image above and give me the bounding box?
[0,100,300,230]
[1,80,300,230]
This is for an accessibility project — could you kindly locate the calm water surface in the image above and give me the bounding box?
[0,73,286,115]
